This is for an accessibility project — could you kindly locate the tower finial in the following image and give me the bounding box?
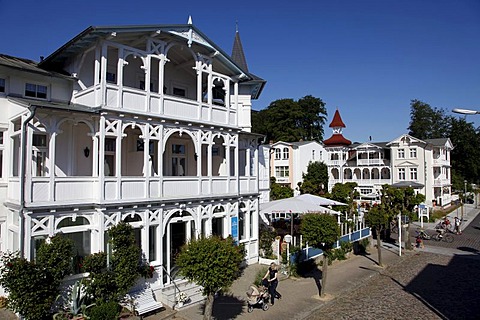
[187,15,193,25]
[236,20,238,33]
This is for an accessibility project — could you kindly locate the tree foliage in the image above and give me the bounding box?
[0,235,75,320]
[298,161,328,195]
[408,99,480,186]
[330,182,359,214]
[300,213,340,297]
[270,177,294,200]
[83,222,147,304]
[251,95,327,143]
[176,236,244,320]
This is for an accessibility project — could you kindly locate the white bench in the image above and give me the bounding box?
[124,285,163,316]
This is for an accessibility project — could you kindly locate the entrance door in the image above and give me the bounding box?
[170,222,186,278]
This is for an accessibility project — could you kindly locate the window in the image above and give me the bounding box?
[32,134,48,177]
[172,144,186,176]
[398,149,405,159]
[173,87,186,97]
[25,83,47,99]
[410,168,418,180]
[0,78,5,93]
[275,148,281,160]
[398,168,405,180]
[275,166,289,178]
[104,138,116,176]
[106,72,116,84]
[283,147,289,160]
[312,150,315,160]
[410,148,417,158]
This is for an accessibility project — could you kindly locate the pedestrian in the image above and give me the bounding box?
[262,262,282,305]
[454,217,462,235]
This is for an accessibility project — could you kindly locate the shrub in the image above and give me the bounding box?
[259,226,277,258]
[0,235,75,320]
[254,266,268,286]
[87,301,120,320]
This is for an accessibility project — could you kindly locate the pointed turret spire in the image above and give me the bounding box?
[231,22,249,72]
[323,109,352,146]
[187,16,193,24]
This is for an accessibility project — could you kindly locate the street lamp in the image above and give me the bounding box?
[453,108,480,115]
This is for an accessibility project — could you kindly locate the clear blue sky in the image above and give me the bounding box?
[2,0,479,142]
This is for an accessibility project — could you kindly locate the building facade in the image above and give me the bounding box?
[269,141,326,193]
[324,110,453,207]
[0,22,266,305]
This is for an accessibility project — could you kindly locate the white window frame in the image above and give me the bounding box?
[275,148,281,160]
[32,133,48,177]
[398,168,405,180]
[410,168,418,180]
[25,82,48,99]
[283,147,289,160]
[410,148,417,158]
[275,166,289,178]
[398,149,405,159]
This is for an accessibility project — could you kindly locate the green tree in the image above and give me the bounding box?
[270,177,294,200]
[251,95,328,143]
[298,161,328,195]
[83,222,146,304]
[176,236,244,320]
[330,182,359,214]
[300,213,340,298]
[408,99,449,140]
[0,235,75,320]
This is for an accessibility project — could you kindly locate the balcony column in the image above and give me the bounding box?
[100,43,108,106]
[207,64,213,120]
[234,135,239,192]
[225,142,231,193]
[94,46,101,106]
[158,124,164,198]
[48,130,57,202]
[225,79,230,125]
[99,116,106,201]
[117,48,124,109]
[234,81,238,126]
[196,61,202,120]
[143,130,150,199]
[115,119,123,199]
[207,142,213,194]
[144,55,151,112]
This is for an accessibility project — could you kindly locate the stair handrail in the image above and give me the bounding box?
[160,264,183,307]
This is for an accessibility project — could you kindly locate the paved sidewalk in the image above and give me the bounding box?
[411,203,478,231]
[174,243,407,320]
[172,205,480,320]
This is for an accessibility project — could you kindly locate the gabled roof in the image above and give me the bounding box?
[352,142,383,150]
[386,134,426,146]
[425,138,454,149]
[0,54,72,79]
[329,109,346,128]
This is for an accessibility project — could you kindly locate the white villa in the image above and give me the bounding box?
[323,109,453,208]
[0,20,266,307]
[269,141,326,193]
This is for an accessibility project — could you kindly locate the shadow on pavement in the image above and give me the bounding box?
[211,293,244,319]
[456,246,479,254]
[405,254,480,319]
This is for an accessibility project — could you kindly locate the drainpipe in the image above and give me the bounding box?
[19,105,37,259]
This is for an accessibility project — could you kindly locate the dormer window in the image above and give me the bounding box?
[0,78,5,93]
[275,148,281,160]
[25,83,47,99]
[283,147,289,160]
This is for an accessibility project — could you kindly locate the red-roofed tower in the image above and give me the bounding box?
[323,109,351,146]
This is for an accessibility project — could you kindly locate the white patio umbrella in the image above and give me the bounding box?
[259,197,340,215]
[294,193,347,206]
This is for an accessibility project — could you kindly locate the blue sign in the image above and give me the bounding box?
[231,217,238,244]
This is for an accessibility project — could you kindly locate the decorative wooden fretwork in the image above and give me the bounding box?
[31,216,51,236]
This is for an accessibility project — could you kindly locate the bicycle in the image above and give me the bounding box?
[431,231,454,243]
[416,229,431,240]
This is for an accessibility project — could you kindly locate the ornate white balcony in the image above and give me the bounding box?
[10,175,258,207]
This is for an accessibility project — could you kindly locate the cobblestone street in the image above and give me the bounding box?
[310,210,480,320]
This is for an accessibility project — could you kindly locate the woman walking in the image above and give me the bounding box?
[263,262,282,305]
